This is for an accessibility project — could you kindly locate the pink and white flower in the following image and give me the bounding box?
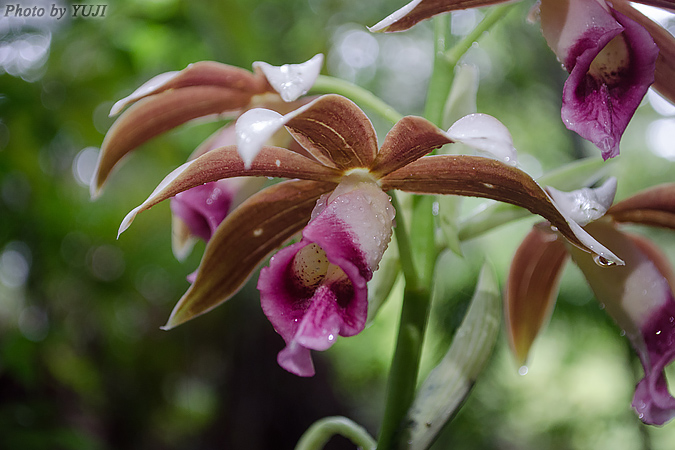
[110,94,622,376]
[372,0,675,159]
[506,181,675,425]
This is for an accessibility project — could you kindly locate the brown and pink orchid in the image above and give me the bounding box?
[96,83,626,376]
[506,180,675,425]
[372,0,675,159]
[93,55,324,260]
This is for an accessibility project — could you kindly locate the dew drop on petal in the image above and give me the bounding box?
[518,365,529,376]
[593,254,617,267]
[432,201,440,216]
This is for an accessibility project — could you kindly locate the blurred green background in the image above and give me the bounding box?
[2,0,675,449]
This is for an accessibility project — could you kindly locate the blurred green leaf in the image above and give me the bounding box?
[403,262,501,450]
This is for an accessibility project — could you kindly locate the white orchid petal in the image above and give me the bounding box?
[543,180,623,266]
[446,113,518,165]
[369,0,423,32]
[235,99,320,168]
[109,70,181,116]
[253,54,324,102]
[546,177,618,226]
[235,109,286,168]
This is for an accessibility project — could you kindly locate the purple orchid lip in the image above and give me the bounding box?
[633,291,675,425]
[258,176,395,376]
[170,181,234,242]
[372,0,673,159]
[557,4,658,159]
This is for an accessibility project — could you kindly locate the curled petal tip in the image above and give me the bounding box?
[117,207,140,239]
[368,0,423,32]
[89,182,101,201]
[109,70,181,116]
[235,108,285,168]
[546,177,618,226]
[253,54,324,102]
[446,114,518,165]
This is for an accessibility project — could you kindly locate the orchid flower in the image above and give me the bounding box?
[113,93,623,376]
[506,180,675,425]
[372,0,675,159]
[170,124,265,261]
[90,54,324,198]
[92,55,324,259]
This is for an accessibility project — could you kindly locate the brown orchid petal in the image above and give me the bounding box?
[506,224,568,365]
[162,179,337,329]
[369,116,453,178]
[628,233,675,292]
[118,145,343,235]
[110,62,269,116]
[379,155,621,262]
[93,87,255,197]
[370,0,512,33]
[613,0,675,104]
[608,183,675,229]
[284,94,378,170]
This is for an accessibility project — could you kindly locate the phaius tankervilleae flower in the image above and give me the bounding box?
[91,55,323,260]
[506,180,675,425]
[111,93,623,376]
[372,0,675,159]
[169,125,265,261]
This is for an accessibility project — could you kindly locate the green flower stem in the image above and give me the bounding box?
[424,14,453,127]
[444,4,513,67]
[378,17,450,449]
[378,200,437,449]
[377,286,432,450]
[389,192,419,291]
[294,416,377,450]
[310,75,404,125]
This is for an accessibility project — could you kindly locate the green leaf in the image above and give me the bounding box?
[402,262,501,450]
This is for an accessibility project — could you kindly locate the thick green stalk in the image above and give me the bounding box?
[389,193,419,291]
[310,75,403,125]
[424,14,453,127]
[378,16,451,449]
[377,286,432,450]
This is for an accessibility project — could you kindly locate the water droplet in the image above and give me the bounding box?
[599,303,606,310]
[620,330,626,337]
[327,334,335,342]
[432,201,439,216]
[518,365,528,376]
[593,254,616,267]
[656,330,662,335]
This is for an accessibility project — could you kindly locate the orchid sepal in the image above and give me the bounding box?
[162,179,337,330]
